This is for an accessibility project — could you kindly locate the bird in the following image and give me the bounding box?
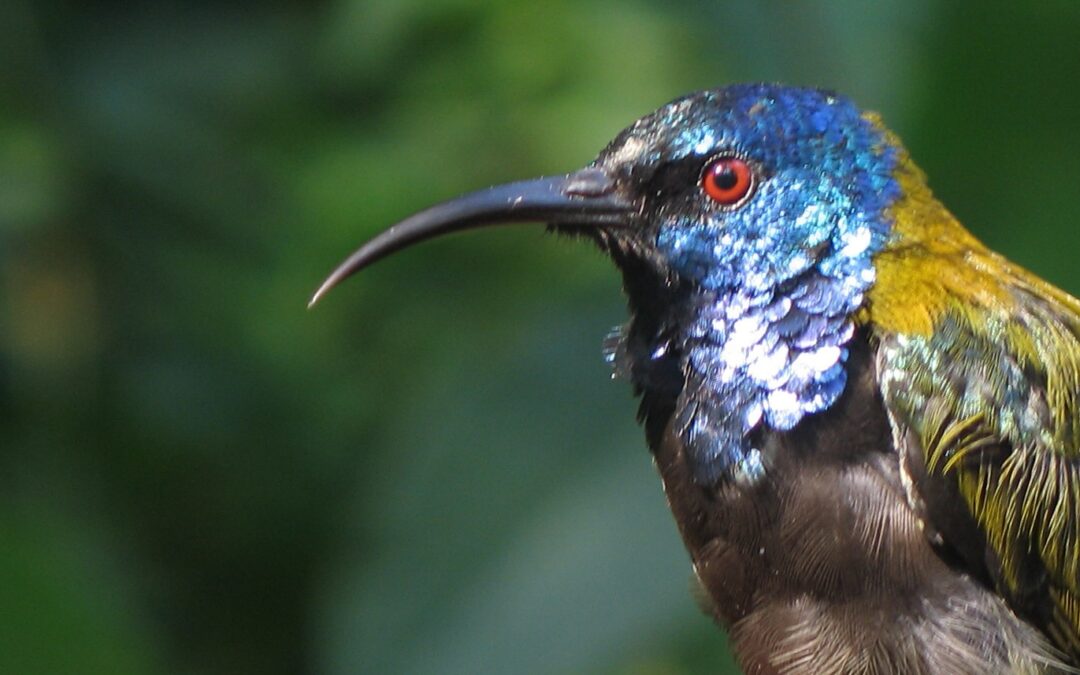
[311,83,1080,674]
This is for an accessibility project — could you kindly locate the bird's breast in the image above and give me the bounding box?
[646,336,1056,673]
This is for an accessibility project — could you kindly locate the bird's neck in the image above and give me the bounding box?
[614,248,876,484]
[865,155,1016,337]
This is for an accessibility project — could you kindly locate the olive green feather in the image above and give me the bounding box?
[869,147,1080,661]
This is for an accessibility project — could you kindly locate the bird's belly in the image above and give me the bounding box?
[650,421,1060,674]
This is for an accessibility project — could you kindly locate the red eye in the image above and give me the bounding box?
[701,156,754,205]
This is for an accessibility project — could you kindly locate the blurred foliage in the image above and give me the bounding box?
[1,1,1078,674]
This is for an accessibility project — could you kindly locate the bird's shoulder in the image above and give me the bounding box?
[867,173,1080,658]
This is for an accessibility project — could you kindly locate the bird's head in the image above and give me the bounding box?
[313,84,917,482]
[586,84,901,299]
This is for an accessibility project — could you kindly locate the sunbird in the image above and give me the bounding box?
[313,84,1080,674]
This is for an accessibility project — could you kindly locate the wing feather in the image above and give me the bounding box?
[875,258,1080,660]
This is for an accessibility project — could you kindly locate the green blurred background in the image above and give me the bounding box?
[2,2,1079,674]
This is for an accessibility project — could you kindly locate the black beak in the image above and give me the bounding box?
[308,167,631,307]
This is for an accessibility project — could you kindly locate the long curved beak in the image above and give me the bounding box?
[308,167,631,307]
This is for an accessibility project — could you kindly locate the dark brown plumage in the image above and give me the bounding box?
[646,335,1065,673]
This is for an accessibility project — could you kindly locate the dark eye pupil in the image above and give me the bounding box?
[712,166,738,190]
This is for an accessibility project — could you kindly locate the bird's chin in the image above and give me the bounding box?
[548,221,610,240]
[548,221,638,254]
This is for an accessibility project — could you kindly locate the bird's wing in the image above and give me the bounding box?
[875,258,1080,658]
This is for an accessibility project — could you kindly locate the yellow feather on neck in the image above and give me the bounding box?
[865,142,1012,336]
[864,115,1080,453]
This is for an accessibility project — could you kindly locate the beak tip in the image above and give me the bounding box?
[307,282,332,309]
